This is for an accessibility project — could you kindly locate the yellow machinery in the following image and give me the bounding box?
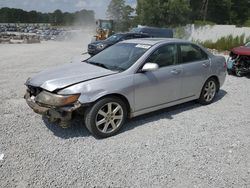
[94,19,114,41]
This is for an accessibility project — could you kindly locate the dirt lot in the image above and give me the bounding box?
[0,40,250,187]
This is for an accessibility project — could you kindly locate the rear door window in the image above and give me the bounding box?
[179,44,208,64]
[124,34,134,40]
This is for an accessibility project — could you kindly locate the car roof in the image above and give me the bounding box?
[115,32,149,36]
[121,38,189,45]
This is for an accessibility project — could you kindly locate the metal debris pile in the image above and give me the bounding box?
[0,24,66,44]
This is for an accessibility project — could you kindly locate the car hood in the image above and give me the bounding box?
[26,62,117,92]
[232,46,250,56]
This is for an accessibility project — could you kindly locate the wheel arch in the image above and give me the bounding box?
[199,75,220,97]
[94,93,132,118]
[198,75,220,105]
[207,75,220,92]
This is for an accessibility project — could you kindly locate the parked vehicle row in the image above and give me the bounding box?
[25,38,226,138]
[0,24,65,41]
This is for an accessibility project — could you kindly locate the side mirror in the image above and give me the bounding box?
[141,63,159,72]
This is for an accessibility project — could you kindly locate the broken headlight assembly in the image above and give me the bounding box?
[35,91,80,107]
[96,43,107,50]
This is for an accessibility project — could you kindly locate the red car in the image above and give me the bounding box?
[227,42,250,76]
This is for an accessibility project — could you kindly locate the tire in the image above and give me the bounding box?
[227,69,235,75]
[84,97,127,138]
[235,68,243,77]
[198,78,218,105]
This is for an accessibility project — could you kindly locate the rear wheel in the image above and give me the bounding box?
[235,68,243,77]
[198,78,218,105]
[227,69,235,75]
[84,97,127,138]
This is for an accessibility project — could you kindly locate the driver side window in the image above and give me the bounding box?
[146,44,177,68]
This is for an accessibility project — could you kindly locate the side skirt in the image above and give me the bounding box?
[130,95,198,118]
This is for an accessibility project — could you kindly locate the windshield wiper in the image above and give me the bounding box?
[92,62,109,69]
[85,61,109,70]
[108,66,125,72]
[85,60,124,72]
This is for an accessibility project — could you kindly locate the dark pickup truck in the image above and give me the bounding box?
[131,26,174,38]
[88,32,150,56]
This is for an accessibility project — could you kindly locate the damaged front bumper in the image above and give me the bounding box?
[24,91,81,122]
[227,53,250,75]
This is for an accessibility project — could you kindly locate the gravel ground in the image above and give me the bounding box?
[0,39,250,188]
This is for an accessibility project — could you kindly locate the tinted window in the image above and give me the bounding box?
[133,34,149,38]
[146,44,177,68]
[144,28,173,38]
[180,44,208,63]
[124,34,134,40]
[131,27,173,38]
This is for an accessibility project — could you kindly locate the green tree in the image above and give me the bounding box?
[107,0,125,21]
[230,0,250,25]
[190,0,250,25]
[0,7,95,26]
[52,9,63,25]
[107,0,134,31]
[206,0,232,24]
[136,0,190,27]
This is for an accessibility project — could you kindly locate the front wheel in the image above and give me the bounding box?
[198,78,218,105]
[227,69,235,75]
[84,97,127,138]
[235,68,243,77]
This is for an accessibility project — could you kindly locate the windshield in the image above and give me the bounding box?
[245,42,250,47]
[106,34,123,42]
[100,21,112,30]
[86,43,151,71]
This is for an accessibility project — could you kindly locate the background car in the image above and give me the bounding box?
[25,38,226,138]
[227,41,250,76]
[131,26,174,38]
[88,32,150,56]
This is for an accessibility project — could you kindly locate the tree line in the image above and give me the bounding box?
[0,7,95,25]
[107,0,250,29]
[1,0,249,28]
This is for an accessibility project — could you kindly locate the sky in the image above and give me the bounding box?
[0,0,137,18]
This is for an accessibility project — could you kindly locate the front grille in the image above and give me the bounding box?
[28,86,42,96]
[88,44,95,49]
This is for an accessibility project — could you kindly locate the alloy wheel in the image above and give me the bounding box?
[235,69,243,77]
[203,81,216,102]
[95,102,124,133]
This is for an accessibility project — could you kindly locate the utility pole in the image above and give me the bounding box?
[201,0,209,21]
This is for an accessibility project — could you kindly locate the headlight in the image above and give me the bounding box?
[96,43,107,50]
[35,91,80,107]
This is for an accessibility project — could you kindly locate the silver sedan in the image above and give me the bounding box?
[25,38,227,138]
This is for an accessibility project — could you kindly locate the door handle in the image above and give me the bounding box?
[171,69,181,75]
[202,63,209,68]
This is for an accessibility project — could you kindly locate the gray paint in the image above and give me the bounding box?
[27,62,117,92]
[26,38,227,118]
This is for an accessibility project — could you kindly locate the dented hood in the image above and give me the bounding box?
[26,62,116,92]
[232,46,250,56]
